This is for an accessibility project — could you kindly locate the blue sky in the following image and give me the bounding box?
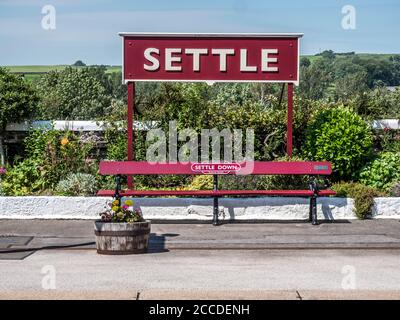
[1,0,399,65]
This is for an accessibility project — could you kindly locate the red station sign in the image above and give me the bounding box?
[120,33,302,84]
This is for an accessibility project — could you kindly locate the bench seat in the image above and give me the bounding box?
[97,189,336,197]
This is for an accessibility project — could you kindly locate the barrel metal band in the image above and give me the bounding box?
[94,229,150,236]
[96,249,147,255]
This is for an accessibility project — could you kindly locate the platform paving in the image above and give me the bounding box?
[1,219,400,299]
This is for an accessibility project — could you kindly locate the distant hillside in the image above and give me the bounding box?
[2,52,400,82]
[302,52,399,63]
[3,65,121,73]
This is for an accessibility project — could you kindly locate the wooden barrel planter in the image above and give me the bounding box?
[94,221,151,255]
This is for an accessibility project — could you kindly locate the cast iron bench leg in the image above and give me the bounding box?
[309,177,319,226]
[310,195,318,225]
[213,197,219,226]
[114,175,122,203]
[213,174,219,226]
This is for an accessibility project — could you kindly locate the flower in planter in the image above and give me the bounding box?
[100,198,144,223]
[0,167,6,175]
[124,199,133,206]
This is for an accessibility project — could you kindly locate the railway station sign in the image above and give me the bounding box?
[120,33,302,84]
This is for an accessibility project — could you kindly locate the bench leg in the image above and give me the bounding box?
[213,196,219,226]
[310,196,318,225]
[114,175,122,201]
[212,174,219,226]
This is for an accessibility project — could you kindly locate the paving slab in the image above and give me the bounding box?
[0,236,33,246]
[0,251,35,260]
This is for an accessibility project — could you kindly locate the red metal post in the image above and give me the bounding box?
[287,83,294,157]
[127,82,135,189]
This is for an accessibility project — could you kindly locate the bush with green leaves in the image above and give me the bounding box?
[55,173,98,196]
[3,129,99,195]
[187,175,213,190]
[333,182,382,219]
[375,128,400,153]
[1,159,44,196]
[359,152,400,191]
[304,106,373,180]
[352,87,400,119]
[389,182,400,197]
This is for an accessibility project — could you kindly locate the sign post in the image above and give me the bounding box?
[127,82,135,189]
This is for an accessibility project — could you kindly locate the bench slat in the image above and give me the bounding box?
[97,189,336,197]
[99,161,333,176]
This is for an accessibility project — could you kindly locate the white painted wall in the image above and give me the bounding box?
[6,119,399,132]
[372,119,400,130]
[0,196,399,220]
[5,120,159,132]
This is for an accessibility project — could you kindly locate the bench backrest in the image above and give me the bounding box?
[99,161,333,176]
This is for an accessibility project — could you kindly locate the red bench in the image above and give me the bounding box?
[97,161,336,225]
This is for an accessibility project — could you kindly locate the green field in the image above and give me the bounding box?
[1,65,121,82]
[2,65,122,73]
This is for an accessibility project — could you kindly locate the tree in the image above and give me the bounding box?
[0,68,39,165]
[334,70,369,101]
[299,58,332,100]
[300,57,311,68]
[36,67,110,120]
[319,50,336,60]
[389,55,400,86]
[73,60,86,67]
[85,66,127,101]
[355,58,394,87]
[332,57,367,81]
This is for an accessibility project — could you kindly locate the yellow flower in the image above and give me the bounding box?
[112,206,119,212]
[112,200,119,206]
[116,212,124,219]
[61,137,69,146]
[124,200,133,206]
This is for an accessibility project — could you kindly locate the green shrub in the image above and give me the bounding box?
[304,106,373,180]
[219,175,259,190]
[389,182,400,197]
[333,182,382,219]
[187,175,213,190]
[359,152,400,191]
[260,175,309,190]
[257,155,313,190]
[3,129,99,195]
[55,173,98,196]
[376,128,400,153]
[1,159,44,195]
